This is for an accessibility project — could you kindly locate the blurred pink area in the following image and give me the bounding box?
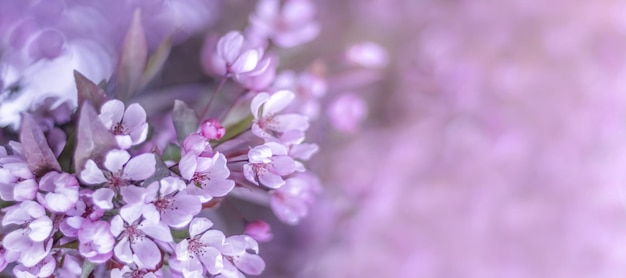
[279,0,626,277]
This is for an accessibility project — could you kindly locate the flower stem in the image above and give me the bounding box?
[200,75,228,121]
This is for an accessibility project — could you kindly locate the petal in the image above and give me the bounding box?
[3,229,31,251]
[198,247,223,275]
[217,31,244,64]
[99,100,125,129]
[161,195,201,228]
[259,171,285,189]
[104,149,131,173]
[120,203,143,224]
[248,145,272,163]
[132,238,161,269]
[199,230,225,247]
[115,135,133,149]
[250,93,269,118]
[80,160,107,185]
[179,153,198,180]
[21,241,51,267]
[271,156,296,176]
[243,164,259,185]
[120,185,149,205]
[189,218,213,238]
[263,90,294,116]
[110,215,125,237]
[123,153,156,181]
[210,153,231,179]
[114,237,133,264]
[160,177,186,195]
[290,143,319,160]
[273,114,309,132]
[129,123,148,146]
[139,222,173,243]
[143,204,160,224]
[93,188,115,210]
[234,254,265,275]
[231,49,260,74]
[204,179,235,197]
[28,217,52,242]
[13,179,38,201]
[123,103,147,129]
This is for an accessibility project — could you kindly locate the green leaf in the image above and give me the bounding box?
[216,115,254,144]
[141,37,172,88]
[80,260,96,278]
[162,143,181,162]
[115,9,148,102]
[172,100,199,144]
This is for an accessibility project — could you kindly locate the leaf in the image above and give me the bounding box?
[140,37,172,88]
[74,70,108,109]
[115,9,148,102]
[216,115,254,145]
[80,260,96,278]
[143,153,171,186]
[73,102,117,174]
[172,100,199,143]
[19,114,62,177]
[162,143,181,162]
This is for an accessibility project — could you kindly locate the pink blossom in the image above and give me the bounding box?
[249,0,320,48]
[36,171,79,213]
[327,93,368,133]
[98,99,149,149]
[244,220,273,243]
[182,133,213,156]
[110,207,173,269]
[200,119,226,140]
[270,173,320,224]
[345,42,389,69]
[175,218,225,276]
[273,70,327,119]
[111,264,161,278]
[210,31,263,76]
[120,177,201,228]
[243,142,296,188]
[251,90,309,143]
[0,142,36,201]
[13,254,56,278]
[236,54,279,91]
[2,201,53,267]
[79,150,156,210]
[217,235,265,278]
[180,151,235,203]
[78,220,115,264]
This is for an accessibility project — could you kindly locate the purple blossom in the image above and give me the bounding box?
[251,90,309,143]
[2,201,53,267]
[244,220,273,243]
[210,31,264,76]
[327,93,368,133]
[236,54,279,91]
[217,235,265,278]
[110,207,173,269]
[35,171,79,213]
[0,142,37,201]
[345,42,389,69]
[78,220,115,264]
[13,254,56,278]
[120,177,202,228]
[175,218,225,276]
[200,119,226,140]
[98,100,149,149]
[80,149,156,210]
[249,0,320,48]
[273,71,327,119]
[244,142,296,188]
[111,264,162,278]
[180,151,235,203]
[270,173,320,224]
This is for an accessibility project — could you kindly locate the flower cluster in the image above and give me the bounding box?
[0,0,332,276]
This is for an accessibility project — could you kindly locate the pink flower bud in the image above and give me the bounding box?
[244,220,273,242]
[200,119,226,140]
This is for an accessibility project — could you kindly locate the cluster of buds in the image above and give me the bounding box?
[0,0,326,277]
